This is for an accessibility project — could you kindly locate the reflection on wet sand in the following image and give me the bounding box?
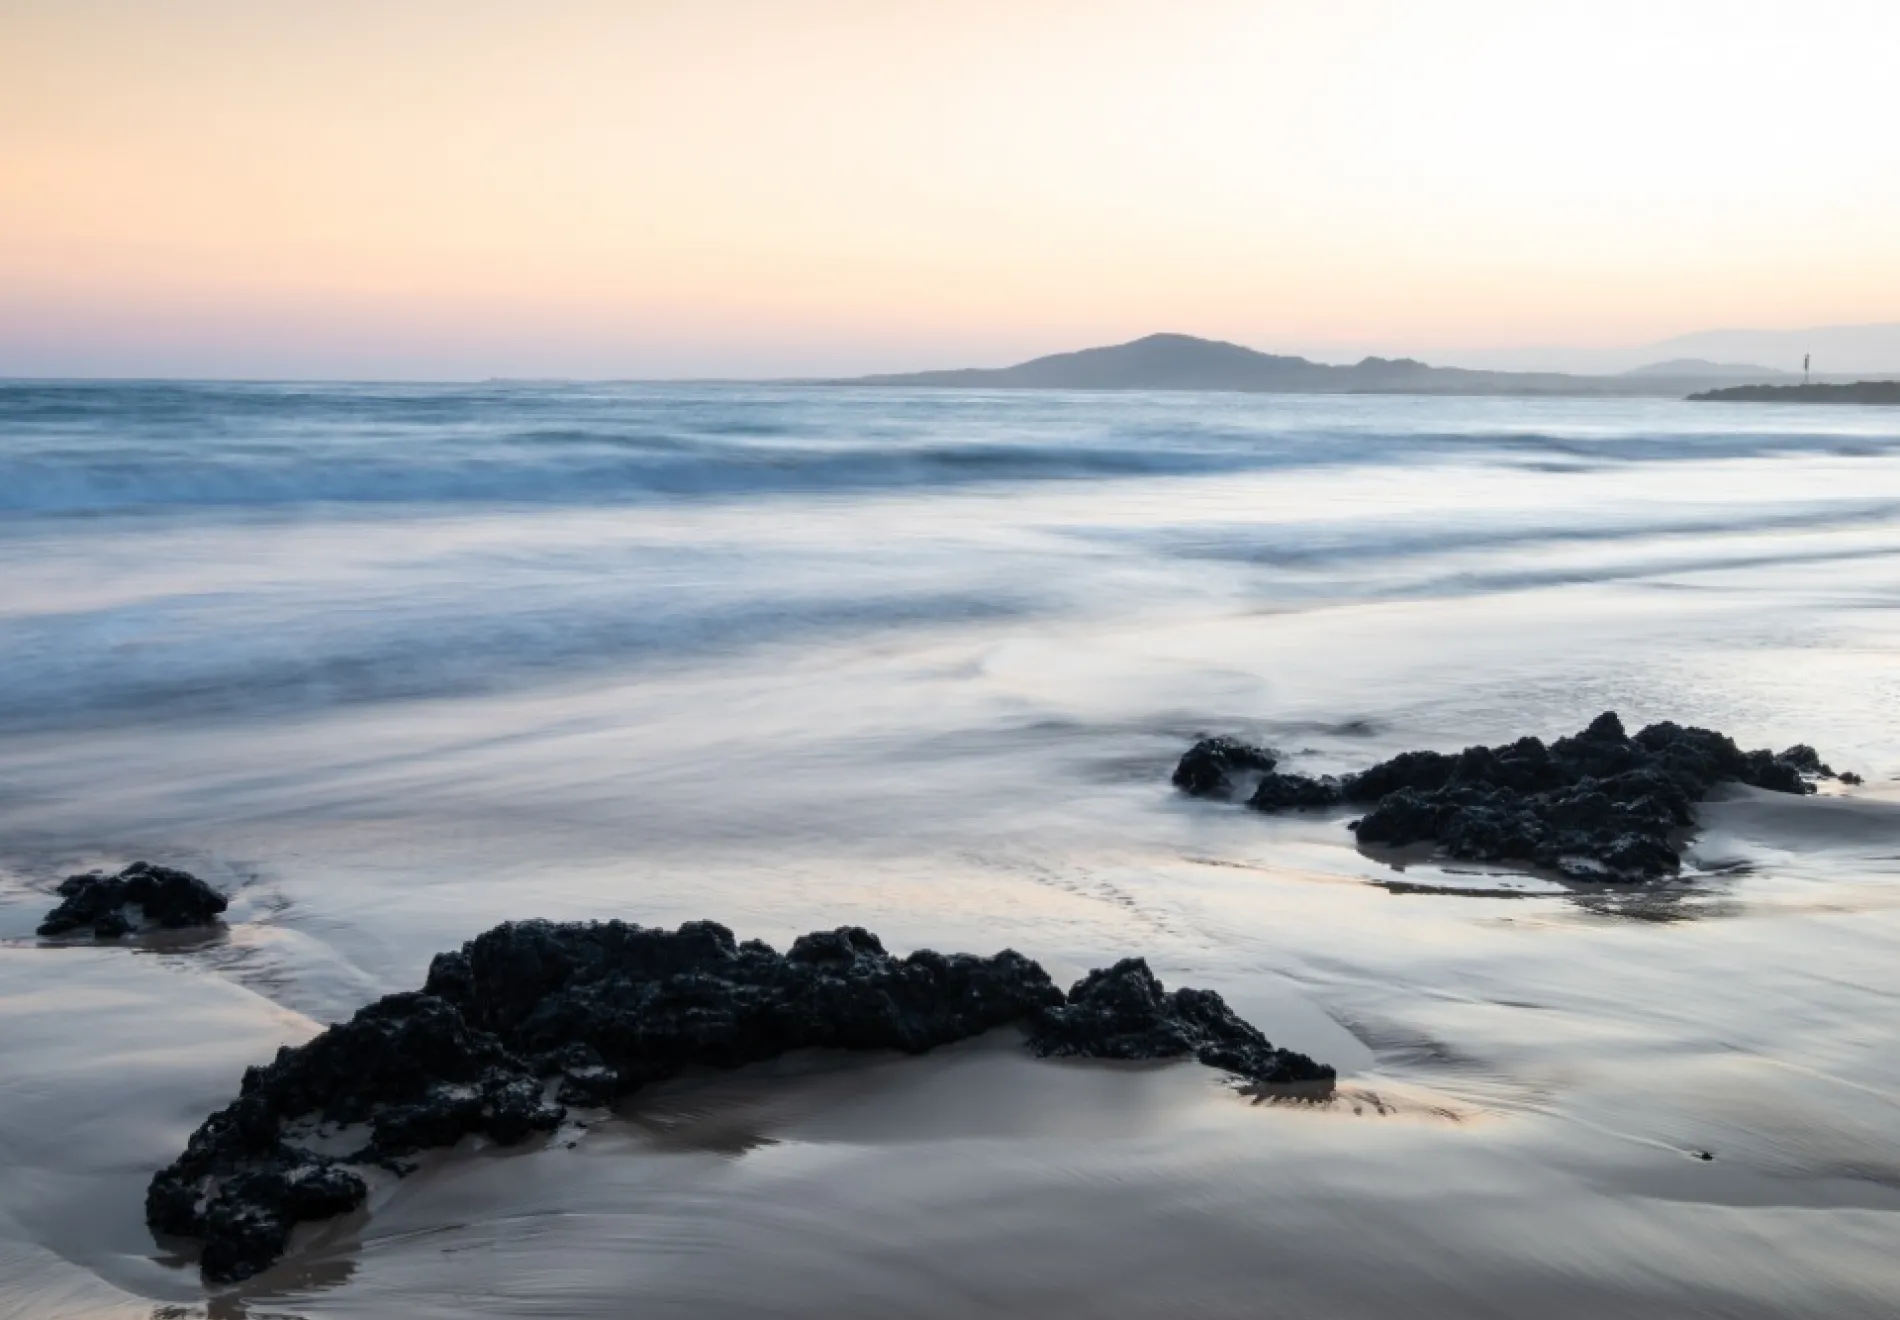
[153,1257,351,1320]
[1367,870,1748,922]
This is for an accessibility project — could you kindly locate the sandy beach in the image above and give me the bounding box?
[4,384,1900,1317]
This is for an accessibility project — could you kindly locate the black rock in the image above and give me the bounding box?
[420,920,1064,1077]
[193,1158,366,1283]
[1775,744,1838,779]
[1029,958,1333,1086]
[37,861,228,938]
[1173,736,1276,797]
[151,918,1328,1281]
[1340,749,1460,803]
[1189,713,1850,882]
[1247,772,1344,811]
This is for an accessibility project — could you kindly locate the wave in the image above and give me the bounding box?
[0,581,1032,735]
[4,381,1899,514]
[5,381,1898,734]
[1090,498,1900,569]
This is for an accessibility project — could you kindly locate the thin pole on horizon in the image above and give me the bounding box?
[1805,352,1811,384]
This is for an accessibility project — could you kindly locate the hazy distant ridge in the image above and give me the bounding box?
[1620,358,1790,380]
[1453,321,1900,376]
[833,333,1790,398]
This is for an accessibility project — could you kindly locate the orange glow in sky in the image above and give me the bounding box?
[3,0,1898,377]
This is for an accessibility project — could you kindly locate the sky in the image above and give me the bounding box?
[3,0,1899,379]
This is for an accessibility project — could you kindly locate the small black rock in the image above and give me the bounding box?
[38,861,228,938]
[1173,736,1276,797]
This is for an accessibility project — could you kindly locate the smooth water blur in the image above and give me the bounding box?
[2,382,1899,1318]
[4,382,1900,738]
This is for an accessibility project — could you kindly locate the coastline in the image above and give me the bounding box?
[3,384,1900,1316]
[1688,382,1900,405]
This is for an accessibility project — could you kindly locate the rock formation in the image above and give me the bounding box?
[37,861,228,938]
[1177,712,1852,880]
[149,918,1332,1281]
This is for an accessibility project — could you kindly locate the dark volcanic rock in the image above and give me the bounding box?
[1340,749,1460,803]
[1173,736,1276,796]
[1775,744,1842,780]
[1029,958,1333,1086]
[1184,712,1850,881]
[151,1153,368,1283]
[1247,772,1345,811]
[152,919,1326,1281]
[37,861,228,938]
[419,920,1064,1079]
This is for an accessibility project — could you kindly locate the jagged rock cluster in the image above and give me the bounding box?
[1175,712,1856,881]
[150,919,1332,1282]
[37,861,228,938]
[1031,958,1327,1083]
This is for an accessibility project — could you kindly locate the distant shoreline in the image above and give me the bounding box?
[819,332,1823,400]
[1688,381,1900,405]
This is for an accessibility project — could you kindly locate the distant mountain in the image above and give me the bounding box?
[1632,323,1900,378]
[1622,358,1789,380]
[1689,381,1900,405]
[831,333,1759,398]
[843,334,1439,392]
[1420,321,1900,377]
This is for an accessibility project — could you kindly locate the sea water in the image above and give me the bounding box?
[2,382,1898,1317]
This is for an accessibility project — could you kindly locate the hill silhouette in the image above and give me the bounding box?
[833,333,1774,397]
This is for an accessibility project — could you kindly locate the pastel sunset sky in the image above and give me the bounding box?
[4,0,1897,378]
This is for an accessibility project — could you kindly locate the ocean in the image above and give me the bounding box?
[3,381,1899,1317]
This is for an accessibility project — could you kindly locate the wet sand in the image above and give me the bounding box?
[5,386,1900,1316]
[6,791,1900,1319]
